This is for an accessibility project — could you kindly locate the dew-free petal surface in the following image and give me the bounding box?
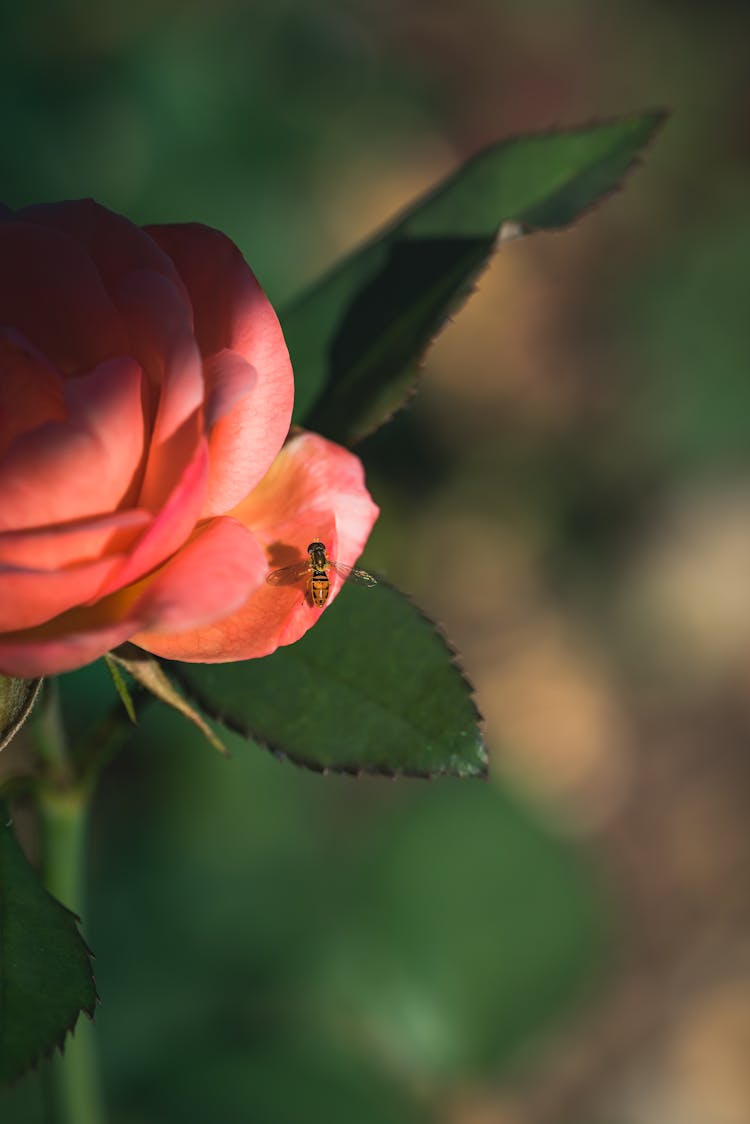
[0,519,264,676]
[148,223,294,505]
[0,358,144,531]
[98,431,209,596]
[0,218,128,373]
[0,510,151,571]
[136,431,378,661]
[0,329,65,453]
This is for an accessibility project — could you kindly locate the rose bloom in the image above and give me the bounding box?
[0,201,378,678]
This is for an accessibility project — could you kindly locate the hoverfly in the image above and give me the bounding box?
[266,540,377,608]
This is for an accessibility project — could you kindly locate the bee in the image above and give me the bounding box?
[266,540,377,608]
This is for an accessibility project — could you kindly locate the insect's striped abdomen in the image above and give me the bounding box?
[308,569,330,608]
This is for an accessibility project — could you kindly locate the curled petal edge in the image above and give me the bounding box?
[0,518,266,678]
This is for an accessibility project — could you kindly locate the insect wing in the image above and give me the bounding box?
[266,560,311,586]
[330,561,377,587]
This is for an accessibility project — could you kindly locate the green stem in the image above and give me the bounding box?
[33,683,106,1124]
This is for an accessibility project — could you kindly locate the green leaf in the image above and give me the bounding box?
[103,654,137,725]
[0,677,42,753]
[0,804,97,1085]
[283,111,666,444]
[169,581,486,778]
[108,645,228,755]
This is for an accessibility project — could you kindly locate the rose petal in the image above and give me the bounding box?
[0,217,129,373]
[128,516,266,634]
[17,200,206,498]
[15,199,187,301]
[0,357,145,532]
[112,268,206,512]
[236,430,380,651]
[0,616,140,679]
[0,329,65,453]
[203,349,259,430]
[0,552,124,632]
[201,349,262,516]
[97,428,209,596]
[147,223,294,511]
[113,268,204,442]
[0,518,266,677]
[133,431,379,662]
[0,509,151,570]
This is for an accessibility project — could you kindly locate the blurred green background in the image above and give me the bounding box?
[3,0,750,1121]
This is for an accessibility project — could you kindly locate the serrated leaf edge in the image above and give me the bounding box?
[167,581,488,781]
[0,678,43,754]
[0,822,99,1087]
[303,109,670,446]
[286,108,669,317]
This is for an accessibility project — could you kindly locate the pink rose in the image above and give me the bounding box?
[0,201,378,677]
